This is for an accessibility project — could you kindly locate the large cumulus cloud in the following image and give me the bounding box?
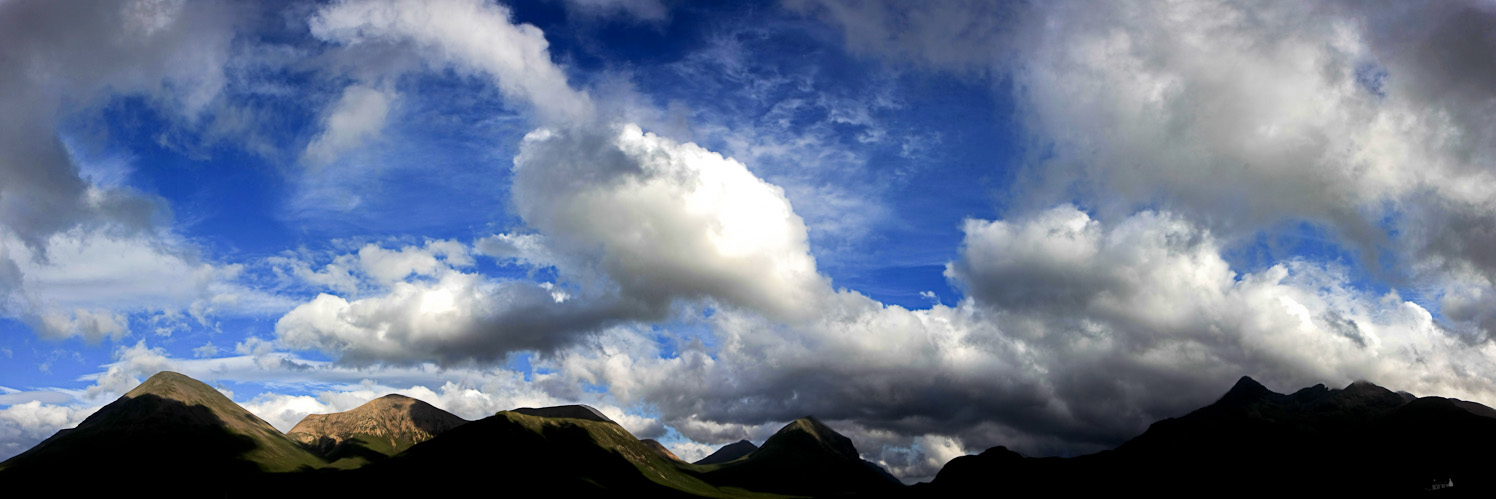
[0,0,296,339]
[547,205,1496,464]
[275,123,833,363]
[796,0,1496,338]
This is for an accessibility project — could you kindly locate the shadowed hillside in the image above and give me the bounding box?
[696,416,904,497]
[920,376,1496,496]
[696,439,758,465]
[308,407,780,498]
[643,438,684,462]
[0,371,324,491]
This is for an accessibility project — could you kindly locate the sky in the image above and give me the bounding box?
[2,0,1496,483]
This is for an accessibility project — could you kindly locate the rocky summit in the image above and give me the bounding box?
[287,394,467,467]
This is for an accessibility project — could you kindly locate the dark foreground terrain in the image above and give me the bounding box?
[2,372,1491,497]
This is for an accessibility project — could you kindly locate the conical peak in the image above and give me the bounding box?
[124,371,227,405]
[1231,376,1268,393]
[788,416,831,433]
[129,371,199,393]
[1218,376,1276,405]
[693,439,759,465]
[768,416,860,460]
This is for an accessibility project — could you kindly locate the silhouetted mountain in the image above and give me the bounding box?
[511,404,614,423]
[286,393,467,468]
[318,407,732,496]
[695,439,758,465]
[697,416,903,497]
[923,376,1496,496]
[0,371,324,491]
[642,438,683,462]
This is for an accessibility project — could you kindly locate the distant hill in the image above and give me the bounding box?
[923,376,1496,495]
[286,393,467,469]
[696,416,903,497]
[0,371,324,488]
[695,439,758,465]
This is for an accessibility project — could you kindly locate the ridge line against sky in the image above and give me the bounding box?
[2,0,1496,483]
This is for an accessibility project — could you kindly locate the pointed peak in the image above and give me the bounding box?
[1232,375,1267,391]
[693,439,758,465]
[1344,379,1385,391]
[766,415,860,460]
[1217,376,1276,405]
[125,371,224,403]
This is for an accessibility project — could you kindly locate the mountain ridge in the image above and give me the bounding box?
[924,377,1496,495]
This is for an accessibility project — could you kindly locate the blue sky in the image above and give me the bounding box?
[4,0,1496,483]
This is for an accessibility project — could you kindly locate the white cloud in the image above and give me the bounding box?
[0,401,98,462]
[273,263,615,364]
[84,340,174,402]
[192,342,219,359]
[0,227,297,341]
[275,122,844,364]
[665,440,714,464]
[0,0,238,303]
[512,124,832,323]
[793,0,1496,340]
[357,240,470,285]
[303,84,396,165]
[309,0,593,125]
[38,309,129,342]
[474,233,554,268]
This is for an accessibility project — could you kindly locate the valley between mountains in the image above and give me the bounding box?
[3,371,1494,497]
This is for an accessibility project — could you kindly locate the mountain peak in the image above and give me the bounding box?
[767,416,860,461]
[287,393,466,466]
[510,404,615,424]
[1217,376,1276,406]
[125,371,221,402]
[3,370,323,476]
[701,416,901,495]
[695,439,759,465]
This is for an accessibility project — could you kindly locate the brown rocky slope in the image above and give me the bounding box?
[287,394,467,468]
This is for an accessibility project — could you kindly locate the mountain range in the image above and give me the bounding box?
[4,371,1494,496]
[921,375,1496,496]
